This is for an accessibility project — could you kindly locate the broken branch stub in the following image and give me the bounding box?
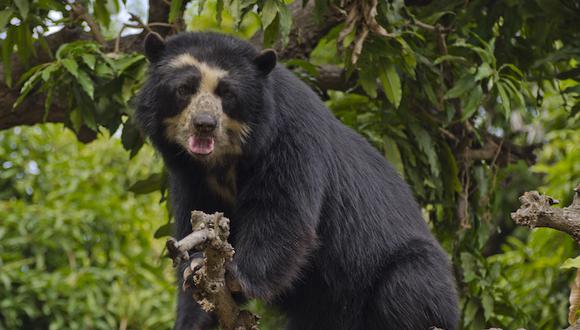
[511,186,580,244]
[166,211,259,330]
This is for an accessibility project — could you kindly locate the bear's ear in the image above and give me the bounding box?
[144,32,166,63]
[253,49,277,75]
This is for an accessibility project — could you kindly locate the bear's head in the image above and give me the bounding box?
[135,32,277,168]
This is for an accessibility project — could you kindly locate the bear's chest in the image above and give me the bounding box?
[206,165,237,207]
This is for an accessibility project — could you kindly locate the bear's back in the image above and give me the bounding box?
[267,65,435,248]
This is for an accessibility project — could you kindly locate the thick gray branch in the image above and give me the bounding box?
[166,211,258,330]
[0,1,343,133]
[511,185,580,244]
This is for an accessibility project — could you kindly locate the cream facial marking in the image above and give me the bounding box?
[168,54,227,92]
[161,54,252,165]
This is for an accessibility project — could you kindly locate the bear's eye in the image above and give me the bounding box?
[177,85,191,97]
[217,83,236,101]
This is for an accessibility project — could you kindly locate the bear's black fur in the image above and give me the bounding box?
[135,31,459,330]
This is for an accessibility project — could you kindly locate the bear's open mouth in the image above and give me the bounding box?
[188,136,215,155]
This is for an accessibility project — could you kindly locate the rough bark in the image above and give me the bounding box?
[511,185,580,244]
[511,185,580,329]
[0,0,343,132]
[166,211,258,330]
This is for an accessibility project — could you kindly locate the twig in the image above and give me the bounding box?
[129,12,154,33]
[337,0,394,64]
[438,127,458,142]
[414,19,437,32]
[71,3,105,44]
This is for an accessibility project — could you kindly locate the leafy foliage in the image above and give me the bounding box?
[1,0,579,329]
[0,125,173,330]
[13,40,148,156]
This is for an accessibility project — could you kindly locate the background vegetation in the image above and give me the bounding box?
[0,0,579,329]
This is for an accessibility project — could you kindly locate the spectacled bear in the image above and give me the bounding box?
[135,31,459,330]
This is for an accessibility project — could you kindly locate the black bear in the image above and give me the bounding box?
[135,31,459,330]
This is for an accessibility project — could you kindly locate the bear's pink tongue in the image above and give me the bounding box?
[188,136,215,155]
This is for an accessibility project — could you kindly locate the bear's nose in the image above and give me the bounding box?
[193,114,217,133]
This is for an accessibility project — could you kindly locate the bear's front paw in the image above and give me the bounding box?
[183,255,206,291]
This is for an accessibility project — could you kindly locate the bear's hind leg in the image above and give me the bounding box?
[365,245,459,330]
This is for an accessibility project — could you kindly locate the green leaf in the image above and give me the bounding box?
[229,0,242,27]
[453,39,493,64]
[261,0,278,29]
[572,103,580,117]
[423,79,438,106]
[95,62,114,78]
[216,0,224,25]
[561,256,580,269]
[110,54,145,74]
[76,69,94,99]
[129,173,163,194]
[0,9,13,30]
[444,74,477,99]
[501,77,525,108]
[422,10,454,25]
[169,0,183,23]
[481,293,494,321]
[61,58,79,78]
[358,68,377,98]
[70,107,83,132]
[462,85,483,121]
[463,298,479,326]
[44,86,54,121]
[496,82,511,117]
[378,63,402,108]
[154,223,173,238]
[474,62,493,81]
[433,55,467,65]
[14,0,29,19]
[564,85,580,94]
[15,23,33,62]
[41,63,59,81]
[440,143,461,193]
[383,136,404,176]
[410,124,439,177]
[81,54,96,70]
[13,65,46,109]
[262,14,279,48]
[498,63,524,78]
[276,1,292,45]
[121,120,145,157]
[93,0,111,27]
[16,62,48,85]
[285,59,319,77]
[79,103,97,130]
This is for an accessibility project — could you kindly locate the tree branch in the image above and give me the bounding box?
[71,3,106,44]
[463,134,538,166]
[511,186,580,244]
[166,211,259,330]
[512,186,580,329]
[148,0,172,36]
[0,27,142,133]
[250,0,342,59]
[0,1,341,134]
